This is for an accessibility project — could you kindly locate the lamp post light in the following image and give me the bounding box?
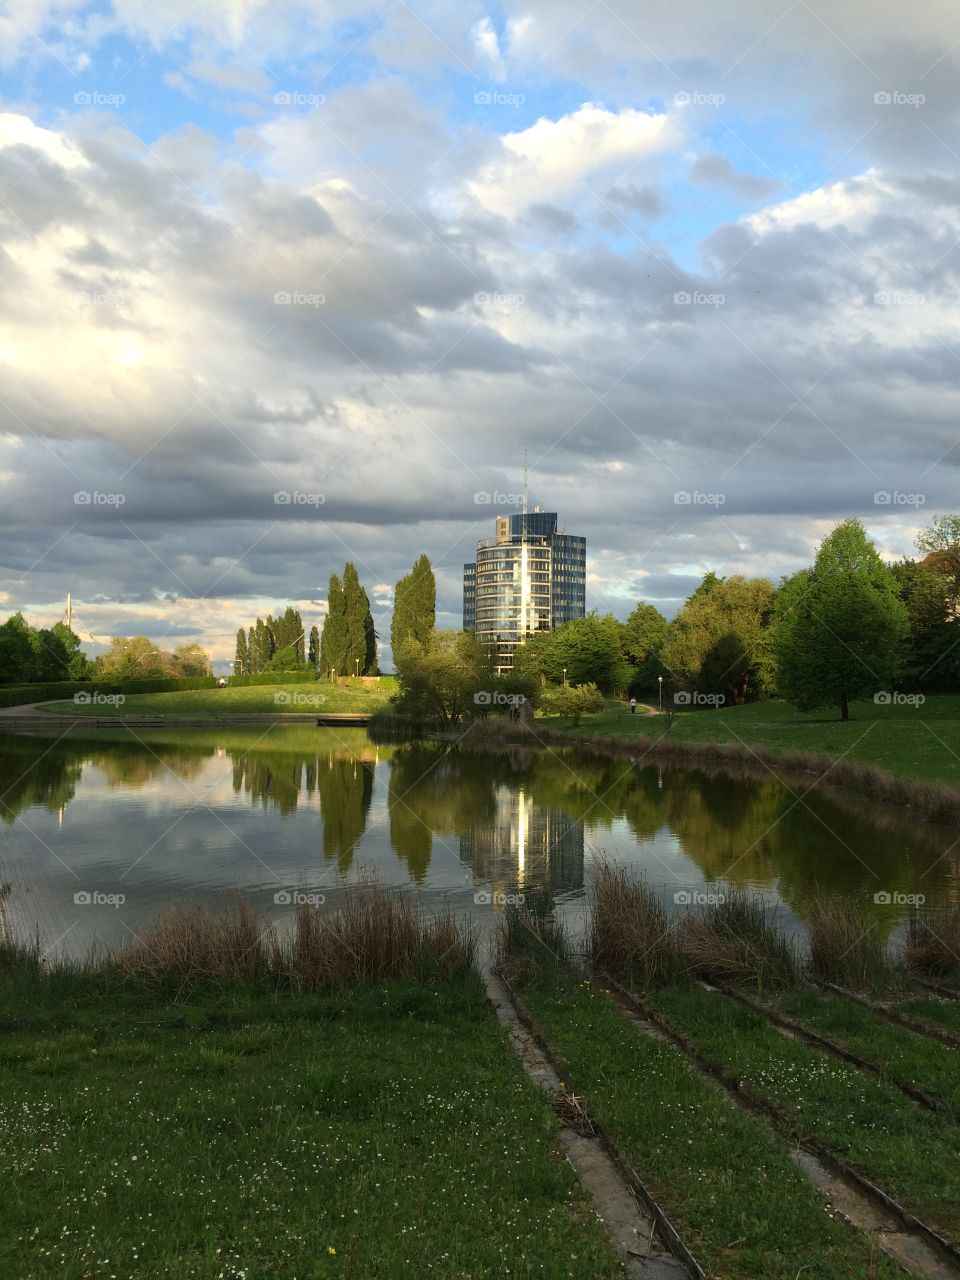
[562,667,567,686]
[658,674,663,710]
[355,658,360,678]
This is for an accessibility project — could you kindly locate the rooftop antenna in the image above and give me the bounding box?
[522,449,528,516]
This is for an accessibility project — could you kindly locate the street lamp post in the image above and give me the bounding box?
[562,667,567,686]
[355,658,360,678]
[658,674,663,710]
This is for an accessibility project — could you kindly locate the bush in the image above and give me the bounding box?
[538,681,604,726]
[0,676,215,708]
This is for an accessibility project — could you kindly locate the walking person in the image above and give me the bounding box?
[629,696,637,714]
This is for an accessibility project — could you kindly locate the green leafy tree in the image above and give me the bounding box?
[773,519,909,720]
[263,643,308,672]
[538,681,604,726]
[308,624,320,673]
[890,559,959,690]
[391,554,436,658]
[0,613,39,683]
[623,602,669,694]
[916,514,960,607]
[662,575,775,705]
[393,630,494,727]
[512,614,632,695]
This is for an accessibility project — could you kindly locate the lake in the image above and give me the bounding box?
[1,725,956,959]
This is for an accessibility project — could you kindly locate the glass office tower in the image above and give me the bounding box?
[462,507,586,672]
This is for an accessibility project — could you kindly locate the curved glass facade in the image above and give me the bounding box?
[463,509,586,672]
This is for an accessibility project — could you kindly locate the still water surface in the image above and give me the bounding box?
[1,726,956,958]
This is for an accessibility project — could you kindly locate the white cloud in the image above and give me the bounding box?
[467,103,678,216]
[0,113,87,169]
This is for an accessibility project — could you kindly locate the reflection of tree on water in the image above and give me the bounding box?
[387,746,498,884]
[315,756,374,874]
[0,739,83,824]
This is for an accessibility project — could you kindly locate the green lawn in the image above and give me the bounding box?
[650,983,960,1242]
[537,694,960,786]
[514,974,898,1279]
[0,970,619,1280]
[39,677,397,718]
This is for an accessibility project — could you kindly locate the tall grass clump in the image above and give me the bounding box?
[116,885,476,991]
[806,896,895,992]
[497,887,572,985]
[117,898,275,986]
[905,906,960,981]
[288,882,475,989]
[590,864,685,988]
[678,890,800,990]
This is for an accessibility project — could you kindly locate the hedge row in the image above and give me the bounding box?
[226,672,318,686]
[0,676,216,708]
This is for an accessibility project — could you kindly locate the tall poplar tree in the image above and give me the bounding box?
[234,628,248,676]
[391,553,436,658]
[320,573,347,676]
[308,624,320,673]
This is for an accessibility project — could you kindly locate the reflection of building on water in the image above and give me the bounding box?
[459,787,584,901]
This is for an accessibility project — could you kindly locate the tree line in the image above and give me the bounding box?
[0,614,212,684]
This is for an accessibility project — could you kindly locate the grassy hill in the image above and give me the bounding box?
[39,677,397,718]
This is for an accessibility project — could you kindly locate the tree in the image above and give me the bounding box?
[916,514,960,608]
[891,559,959,690]
[773,519,909,720]
[308,624,320,673]
[512,614,632,695]
[623,602,669,694]
[0,613,39,683]
[393,630,494,727]
[342,562,376,675]
[539,681,604,727]
[234,628,248,676]
[391,554,436,657]
[320,573,347,676]
[172,644,211,677]
[263,643,307,672]
[661,575,775,705]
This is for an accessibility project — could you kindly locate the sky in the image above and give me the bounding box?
[1,0,959,670]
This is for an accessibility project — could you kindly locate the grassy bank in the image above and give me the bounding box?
[515,977,899,1279]
[649,983,960,1242]
[35,677,397,718]
[536,693,960,788]
[0,890,620,1280]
